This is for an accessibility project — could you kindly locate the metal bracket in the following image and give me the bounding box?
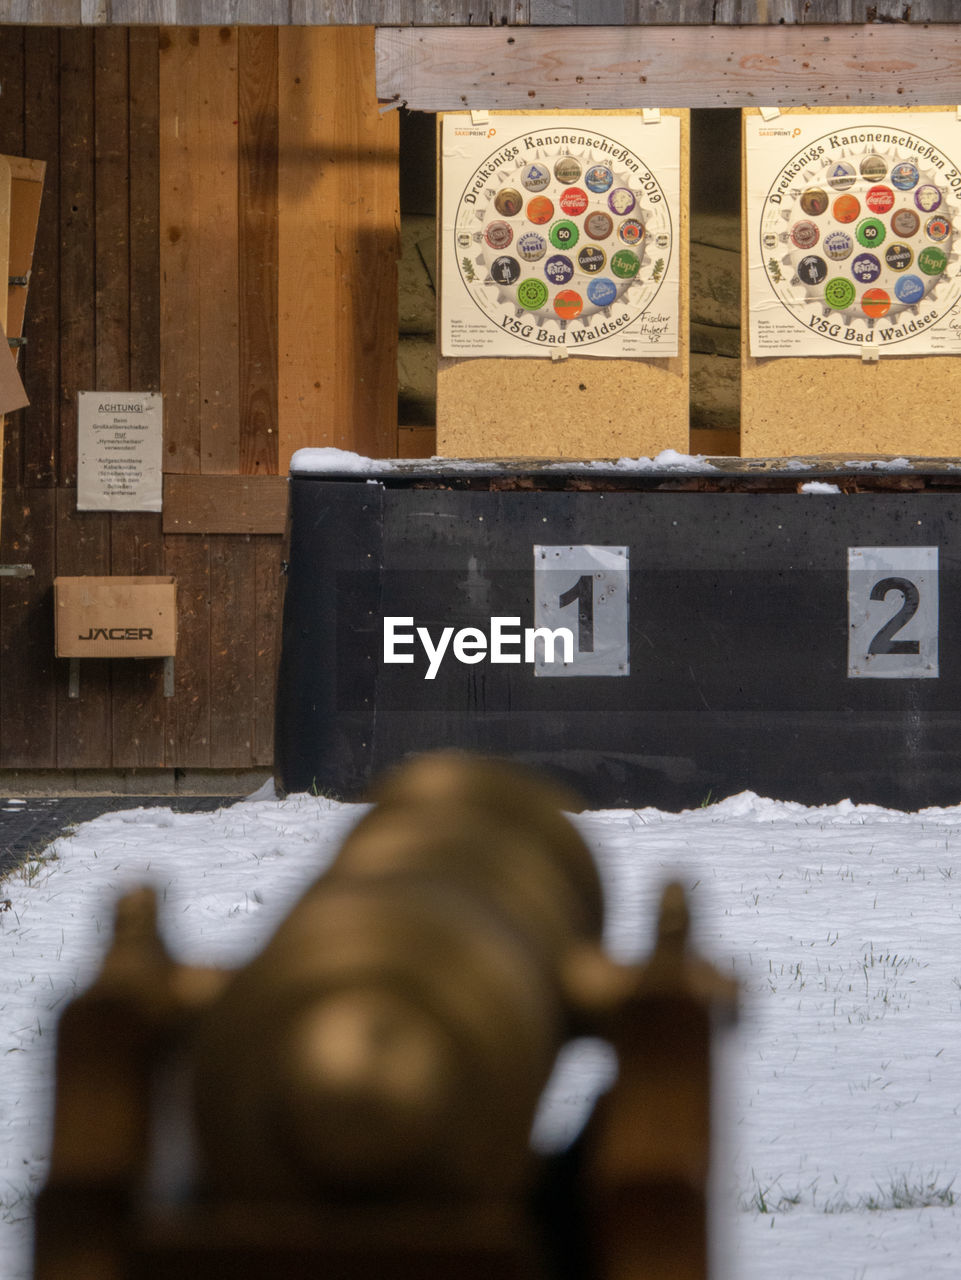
[8,276,28,287]
[7,336,26,349]
[0,564,34,577]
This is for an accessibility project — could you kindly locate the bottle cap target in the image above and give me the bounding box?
[855,218,886,248]
[915,183,943,212]
[890,161,920,190]
[610,249,641,279]
[587,277,618,307]
[617,218,645,246]
[918,245,948,276]
[851,252,882,284]
[584,211,614,240]
[790,221,820,250]
[823,230,854,261]
[800,187,829,215]
[490,255,521,285]
[484,221,514,250]
[824,277,856,309]
[833,194,860,224]
[861,288,891,318]
[553,156,582,185]
[894,273,925,304]
[517,231,548,262]
[608,187,636,216]
[577,245,606,274]
[884,242,913,271]
[494,188,523,217]
[859,155,887,182]
[517,278,549,310]
[548,219,579,249]
[544,254,574,285]
[827,161,857,190]
[521,163,551,192]
[526,196,554,225]
[559,187,589,216]
[865,185,894,215]
[584,165,614,193]
[797,255,828,286]
[553,289,584,319]
[891,208,921,238]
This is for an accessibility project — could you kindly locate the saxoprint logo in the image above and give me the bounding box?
[384,617,574,681]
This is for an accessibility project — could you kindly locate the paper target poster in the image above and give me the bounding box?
[441,114,680,358]
[748,111,961,357]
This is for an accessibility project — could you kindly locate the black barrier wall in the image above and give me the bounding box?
[276,467,961,809]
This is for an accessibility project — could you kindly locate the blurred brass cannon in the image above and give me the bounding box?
[34,752,736,1280]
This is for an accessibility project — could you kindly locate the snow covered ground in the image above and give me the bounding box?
[2,786,961,1278]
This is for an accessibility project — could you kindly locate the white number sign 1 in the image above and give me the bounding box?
[533,545,629,677]
[847,546,939,679]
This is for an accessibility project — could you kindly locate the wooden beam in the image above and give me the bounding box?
[3,0,960,23]
[277,26,399,470]
[376,24,961,111]
[162,474,288,533]
[0,1,529,24]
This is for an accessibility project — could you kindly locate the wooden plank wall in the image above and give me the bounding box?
[377,25,961,112]
[0,1,957,25]
[0,26,398,773]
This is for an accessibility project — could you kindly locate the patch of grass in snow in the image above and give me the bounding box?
[859,1173,957,1212]
[16,846,60,885]
[0,1182,35,1225]
[742,1172,958,1216]
[308,778,340,799]
[740,1174,804,1214]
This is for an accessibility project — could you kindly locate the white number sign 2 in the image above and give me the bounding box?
[848,546,939,679]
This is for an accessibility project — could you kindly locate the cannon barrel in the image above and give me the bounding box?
[190,752,605,1201]
[35,752,736,1280]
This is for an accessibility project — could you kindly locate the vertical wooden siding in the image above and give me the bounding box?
[0,26,397,771]
[277,26,399,469]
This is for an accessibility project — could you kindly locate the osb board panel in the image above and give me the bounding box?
[740,105,961,459]
[437,109,689,460]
